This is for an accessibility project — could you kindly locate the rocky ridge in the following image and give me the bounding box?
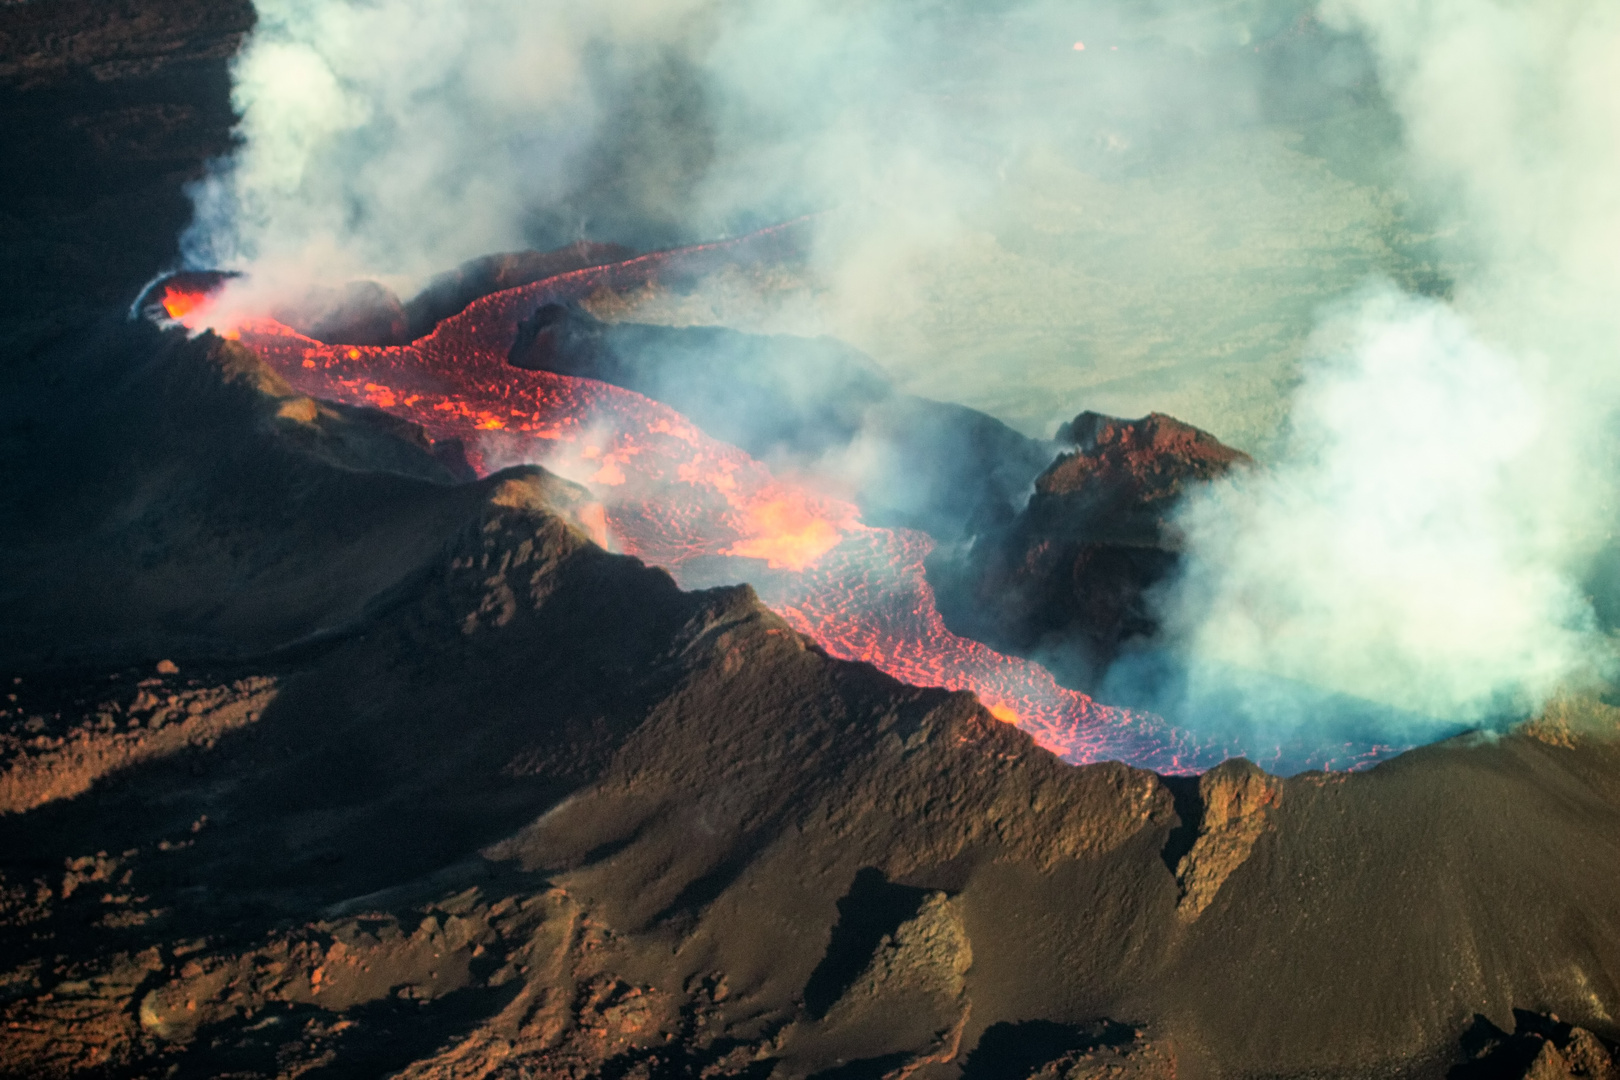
[1,327,1619,1079]
[936,411,1250,690]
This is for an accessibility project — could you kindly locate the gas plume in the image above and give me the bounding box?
[1146,0,1620,736]
[182,0,1619,757]
[182,0,1336,361]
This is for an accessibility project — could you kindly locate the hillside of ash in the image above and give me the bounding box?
[4,312,1620,1080]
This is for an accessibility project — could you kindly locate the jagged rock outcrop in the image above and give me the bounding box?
[791,891,974,1075]
[1028,1032,1178,1080]
[1172,758,1282,920]
[1454,1011,1619,1080]
[937,410,1250,688]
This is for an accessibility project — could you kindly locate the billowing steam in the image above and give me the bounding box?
[1153,286,1602,727]
[184,0,1619,756]
[182,0,1350,376]
[1144,0,1620,735]
[181,0,986,308]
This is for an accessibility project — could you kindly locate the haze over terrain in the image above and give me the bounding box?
[183,0,1620,749]
[187,0,1440,449]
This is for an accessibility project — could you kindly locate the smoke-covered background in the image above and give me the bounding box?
[183,0,1620,748]
[185,0,1426,446]
[1141,0,1620,733]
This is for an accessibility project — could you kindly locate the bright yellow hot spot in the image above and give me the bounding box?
[726,494,846,570]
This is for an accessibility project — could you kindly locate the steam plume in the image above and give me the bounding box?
[184,0,1619,752]
[1153,0,1620,732]
[180,0,1347,361]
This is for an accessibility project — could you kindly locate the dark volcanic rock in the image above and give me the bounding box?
[937,410,1250,688]
[403,241,635,341]
[4,320,1620,1080]
[509,300,1054,541]
[0,329,1173,1078]
[272,279,409,347]
[7,317,1620,1080]
[1037,411,1250,542]
[0,0,252,352]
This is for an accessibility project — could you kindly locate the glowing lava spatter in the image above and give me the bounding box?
[176,226,1396,774]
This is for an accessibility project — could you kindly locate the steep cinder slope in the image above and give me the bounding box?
[1,331,1618,1080]
[0,321,492,667]
[933,411,1250,691]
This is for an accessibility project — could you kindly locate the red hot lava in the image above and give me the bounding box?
[159,228,1358,775]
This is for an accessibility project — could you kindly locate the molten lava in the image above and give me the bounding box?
[156,281,245,339]
[160,285,207,321]
[726,493,854,570]
[169,226,1393,775]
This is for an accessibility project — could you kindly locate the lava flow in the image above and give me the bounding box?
[154,230,1393,775]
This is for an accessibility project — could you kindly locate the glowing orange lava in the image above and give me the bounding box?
[156,283,245,339]
[725,492,853,570]
[167,224,1395,776]
[160,286,209,321]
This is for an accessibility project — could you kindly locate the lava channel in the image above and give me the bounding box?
[158,231,1400,775]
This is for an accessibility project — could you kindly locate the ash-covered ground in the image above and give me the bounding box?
[4,1,1620,1079]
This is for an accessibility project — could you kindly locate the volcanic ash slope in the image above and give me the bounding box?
[2,329,1620,1080]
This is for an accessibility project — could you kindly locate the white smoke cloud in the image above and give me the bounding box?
[184,0,1619,744]
[184,0,710,293]
[1156,0,1620,729]
[1160,285,1601,723]
[181,0,1325,328]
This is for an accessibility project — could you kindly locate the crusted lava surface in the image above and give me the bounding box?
[264,242,641,349]
[6,3,1620,1079]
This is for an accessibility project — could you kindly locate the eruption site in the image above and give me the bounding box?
[147,228,1404,775]
[137,0,1620,776]
[11,0,1620,1075]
